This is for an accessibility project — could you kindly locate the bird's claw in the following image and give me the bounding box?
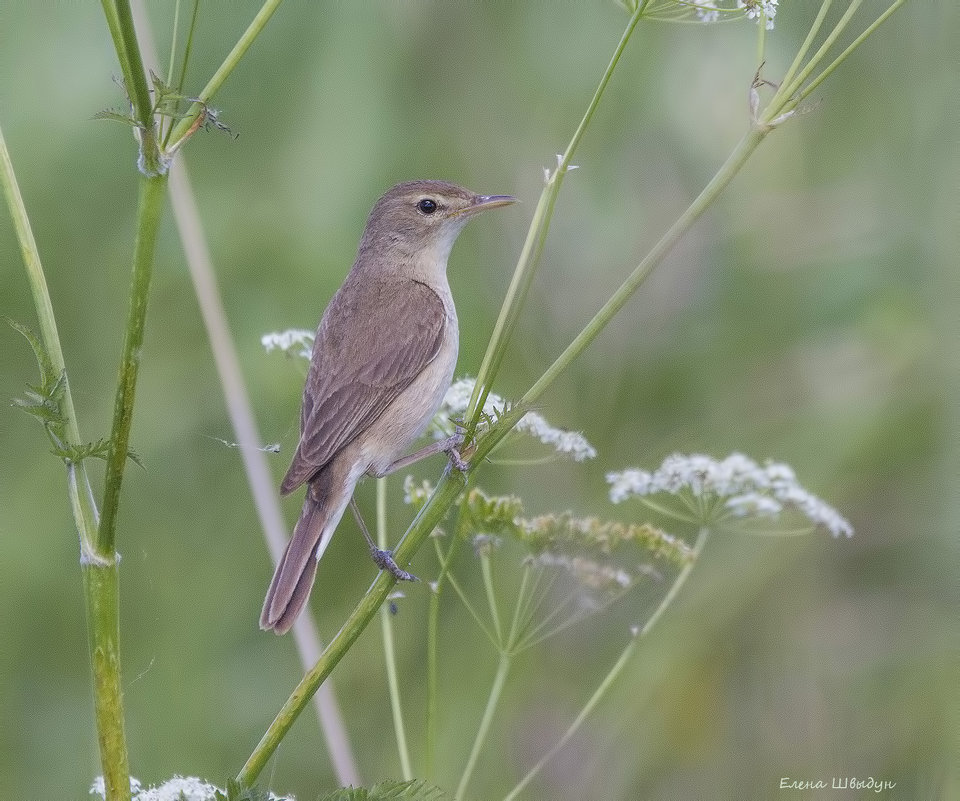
[445,430,470,472]
[371,547,418,582]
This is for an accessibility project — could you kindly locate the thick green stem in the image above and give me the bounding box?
[238,466,469,786]
[4,119,129,799]
[84,562,132,801]
[98,174,168,555]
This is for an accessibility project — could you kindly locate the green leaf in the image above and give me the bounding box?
[319,779,449,801]
[6,317,58,388]
[49,437,143,468]
[7,317,67,441]
[92,108,140,127]
[149,68,175,100]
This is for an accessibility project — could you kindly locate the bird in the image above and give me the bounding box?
[260,180,515,634]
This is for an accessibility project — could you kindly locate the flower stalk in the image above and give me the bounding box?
[466,0,652,429]
[502,526,711,801]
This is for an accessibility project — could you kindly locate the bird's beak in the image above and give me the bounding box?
[452,194,517,217]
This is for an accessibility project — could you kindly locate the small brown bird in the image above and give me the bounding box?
[261,180,515,634]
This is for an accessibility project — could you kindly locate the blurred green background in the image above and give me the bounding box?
[1,2,955,799]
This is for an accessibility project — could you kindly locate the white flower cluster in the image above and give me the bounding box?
[91,775,293,801]
[739,0,778,30]
[434,377,597,462]
[531,551,634,592]
[607,452,853,537]
[691,0,777,29]
[403,474,435,506]
[261,328,315,359]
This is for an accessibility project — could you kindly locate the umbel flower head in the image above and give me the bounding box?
[91,775,293,801]
[621,0,778,29]
[607,452,853,537]
[406,479,694,635]
[431,377,597,462]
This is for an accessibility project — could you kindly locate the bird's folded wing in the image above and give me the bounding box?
[280,276,447,494]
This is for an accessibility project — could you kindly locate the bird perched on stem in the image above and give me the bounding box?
[261,180,515,634]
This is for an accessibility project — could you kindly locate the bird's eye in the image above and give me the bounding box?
[417,198,438,215]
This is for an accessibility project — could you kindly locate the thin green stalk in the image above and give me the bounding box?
[773,0,865,115]
[519,126,766,411]
[502,527,711,801]
[0,122,100,555]
[789,0,908,111]
[456,653,513,801]
[98,173,168,555]
[163,0,203,147]
[164,0,182,89]
[167,0,285,150]
[466,0,651,427]
[238,466,470,786]
[175,0,203,99]
[480,553,504,645]
[755,9,767,65]
[425,571,441,779]
[100,0,163,175]
[455,560,535,798]
[426,496,472,777]
[778,0,833,97]
[506,563,534,650]
[378,479,413,780]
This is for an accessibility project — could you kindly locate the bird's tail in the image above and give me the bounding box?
[260,468,348,634]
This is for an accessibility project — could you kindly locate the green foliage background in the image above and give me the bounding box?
[0,3,955,799]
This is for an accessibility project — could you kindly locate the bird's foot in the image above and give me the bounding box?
[445,430,470,473]
[370,547,418,582]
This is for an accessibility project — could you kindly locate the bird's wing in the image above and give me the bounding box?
[280,276,447,494]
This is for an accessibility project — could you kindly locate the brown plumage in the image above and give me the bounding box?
[260,180,515,634]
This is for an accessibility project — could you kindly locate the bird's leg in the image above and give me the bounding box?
[349,497,417,582]
[376,431,470,476]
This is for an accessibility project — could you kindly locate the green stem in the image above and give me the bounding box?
[166,0,285,150]
[480,552,504,646]
[0,122,100,556]
[98,174,168,555]
[3,122,129,800]
[772,0,865,117]
[84,562,132,801]
[378,479,413,780]
[457,653,513,801]
[502,527,711,801]
[466,0,651,427]
[238,466,469,786]
[426,496,472,777]
[425,576,441,779]
[789,0,908,111]
[520,126,766,410]
[100,0,163,175]
[777,0,833,99]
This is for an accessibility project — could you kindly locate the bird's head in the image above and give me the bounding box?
[358,180,515,274]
